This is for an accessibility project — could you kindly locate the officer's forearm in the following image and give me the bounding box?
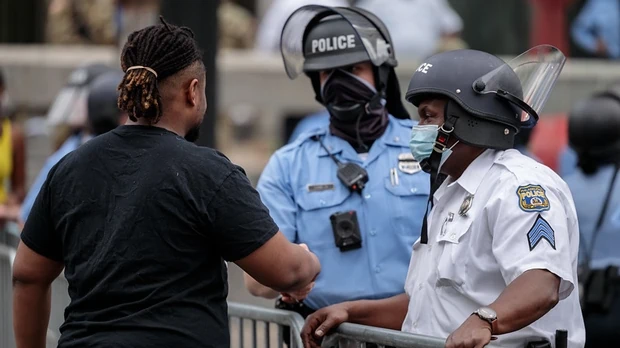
[344,293,409,330]
[243,272,280,299]
[488,269,560,335]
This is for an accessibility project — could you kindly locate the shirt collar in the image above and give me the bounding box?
[450,149,500,195]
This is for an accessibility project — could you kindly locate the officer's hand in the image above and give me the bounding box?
[280,243,315,303]
[301,303,349,348]
[446,315,496,348]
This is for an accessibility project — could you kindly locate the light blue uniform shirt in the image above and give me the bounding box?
[559,146,579,178]
[571,0,620,58]
[258,115,429,309]
[564,165,620,269]
[21,134,90,222]
[288,110,330,144]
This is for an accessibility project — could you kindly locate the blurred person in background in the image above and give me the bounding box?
[46,0,159,47]
[513,126,540,161]
[571,0,620,59]
[219,0,256,49]
[255,0,350,53]
[12,18,320,348]
[564,87,620,347]
[244,5,429,342]
[45,64,115,152]
[0,69,26,241]
[355,0,466,60]
[20,69,128,224]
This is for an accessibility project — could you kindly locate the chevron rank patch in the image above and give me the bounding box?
[517,184,550,212]
[527,214,556,251]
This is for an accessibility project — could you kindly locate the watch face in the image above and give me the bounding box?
[479,307,497,320]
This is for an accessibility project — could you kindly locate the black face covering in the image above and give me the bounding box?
[321,69,388,151]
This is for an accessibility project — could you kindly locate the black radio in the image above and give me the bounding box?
[311,135,369,193]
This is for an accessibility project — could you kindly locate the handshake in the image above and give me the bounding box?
[280,243,316,303]
[243,240,321,305]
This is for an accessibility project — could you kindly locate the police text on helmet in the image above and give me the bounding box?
[416,63,433,74]
[312,35,356,53]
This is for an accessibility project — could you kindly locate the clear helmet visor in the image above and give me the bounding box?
[280,5,392,79]
[474,45,566,127]
[46,87,88,128]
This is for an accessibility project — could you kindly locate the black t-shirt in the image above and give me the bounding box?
[21,125,278,348]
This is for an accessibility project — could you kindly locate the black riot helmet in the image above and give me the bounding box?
[569,87,620,174]
[406,45,566,244]
[280,5,409,119]
[406,46,566,151]
[87,70,125,136]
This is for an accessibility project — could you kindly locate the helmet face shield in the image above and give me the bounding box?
[280,5,393,79]
[473,45,566,126]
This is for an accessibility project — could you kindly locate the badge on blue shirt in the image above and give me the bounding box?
[516,184,550,212]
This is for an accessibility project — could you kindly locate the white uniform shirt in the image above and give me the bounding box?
[402,149,586,348]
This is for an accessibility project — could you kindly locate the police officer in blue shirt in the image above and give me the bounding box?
[564,87,620,347]
[244,4,429,320]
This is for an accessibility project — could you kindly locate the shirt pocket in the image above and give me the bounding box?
[295,185,352,249]
[383,172,430,236]
[435,216,474,289]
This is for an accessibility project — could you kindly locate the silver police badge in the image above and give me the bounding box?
[397,153,421,175]
[459,194,474,217]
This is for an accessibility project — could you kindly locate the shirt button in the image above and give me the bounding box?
[450,233,456,240]
[418,283,423,290]
[394,136,400,142]
[320,200,326,205]
[410,188,417,193]
[413,321,418,329]
[370,229,377,236]
[364,194,371,199]
[375,266,381,273]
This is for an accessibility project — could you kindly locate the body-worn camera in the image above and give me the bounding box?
[330,211,362,252]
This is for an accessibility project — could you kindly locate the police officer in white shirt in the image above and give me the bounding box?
[301,46,586,348]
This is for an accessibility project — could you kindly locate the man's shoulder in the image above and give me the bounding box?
[492,149,572,204]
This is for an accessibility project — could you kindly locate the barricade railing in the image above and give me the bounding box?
[321,323,447,348]
[1,244,16,348]
[228,302,306,348]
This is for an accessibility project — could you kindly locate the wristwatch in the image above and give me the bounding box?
[472,307,497,332]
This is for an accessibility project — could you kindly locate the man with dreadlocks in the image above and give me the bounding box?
[12,18,320,348]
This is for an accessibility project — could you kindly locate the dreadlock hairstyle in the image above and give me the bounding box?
[118,16,203,124]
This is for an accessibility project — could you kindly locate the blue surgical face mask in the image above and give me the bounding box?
[439,140,460,168]
[409,124,439,162]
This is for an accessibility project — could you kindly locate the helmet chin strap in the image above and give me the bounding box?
[419,107,458,244]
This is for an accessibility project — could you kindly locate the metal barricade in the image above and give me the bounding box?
[321,323,446,348]
[228,302,306,348]
[1,244,16,348]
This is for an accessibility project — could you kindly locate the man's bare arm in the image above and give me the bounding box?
[12,241,64,348]
[235,232,320,293]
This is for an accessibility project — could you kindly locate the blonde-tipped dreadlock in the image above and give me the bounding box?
[118,16,203,124]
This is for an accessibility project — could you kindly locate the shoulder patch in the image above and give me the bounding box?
[527,214,556,250]
[516,184,550,212]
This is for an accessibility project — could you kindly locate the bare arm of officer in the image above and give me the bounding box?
[489,269,560,333]
[12,241,64,348]
[301,293,409,348]
[235,233,321,293]
[446,270,560,348]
